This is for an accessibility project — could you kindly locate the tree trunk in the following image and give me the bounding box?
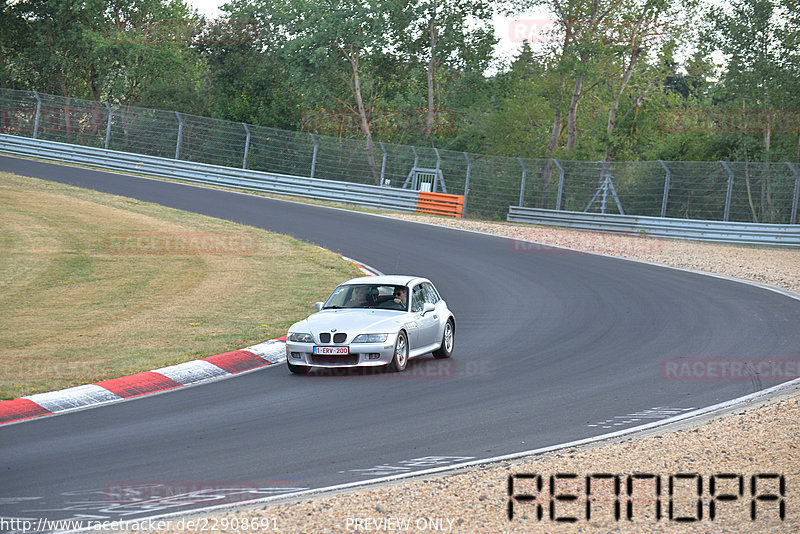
[422,16,437,141]
[60,75,73,140]
[540,109,563,208]
[762,112,774,222]
[604,46,641,161]
[741,101,759,223]
[89,64,104,135]
[347,47,381,185]
[566,74,583,153]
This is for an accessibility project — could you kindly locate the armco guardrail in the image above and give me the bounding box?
[507,206,800,246]
[0,134,420,212]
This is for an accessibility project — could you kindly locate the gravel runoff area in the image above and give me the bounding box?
[134,216,800,534]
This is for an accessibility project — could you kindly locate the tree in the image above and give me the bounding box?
[703,0,798,221]
[202,0,301,128]
[387,0,496,141]
[271,0,397,183]
[6,0,207,111]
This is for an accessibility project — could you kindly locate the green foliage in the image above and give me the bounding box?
[3,0,207,111]
[0,0,797,163]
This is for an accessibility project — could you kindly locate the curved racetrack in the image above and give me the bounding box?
[2,155,800,527]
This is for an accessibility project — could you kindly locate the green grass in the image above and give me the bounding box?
[0,171,362,399]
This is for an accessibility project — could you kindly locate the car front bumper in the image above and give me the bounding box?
[285,336,398,368]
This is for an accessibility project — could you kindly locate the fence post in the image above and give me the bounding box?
[174,111,183,160]
[554,159,565,211]
[463,152,471,216]
[32,91,42,139]
[402,146,419,189]
[517,157,527,207]
[434,147,447,193]
[242,123,250,169]
[788,162,800,224]
[720,161,734,221]
[104,102,112,149]
[309,133,318,179]
[659,160,671,218]
[379,142,387,185]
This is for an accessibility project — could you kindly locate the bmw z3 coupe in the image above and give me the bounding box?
[285,275,455,374]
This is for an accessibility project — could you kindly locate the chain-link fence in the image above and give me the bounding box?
[1,88,798,223]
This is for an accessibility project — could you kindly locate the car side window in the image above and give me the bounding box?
[411,285,425,313]
[422,282,440,304]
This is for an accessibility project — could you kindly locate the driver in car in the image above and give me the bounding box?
[393,286,407,308]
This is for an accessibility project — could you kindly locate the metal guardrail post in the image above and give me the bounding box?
[379,142,387,185]
[402,146,419,189]
[310,133,318,179]
[788,162,800,224]
[517,157,527,207]
[720,161,734,221]
[434,147,447,193]
[174,111,183,160]
[599,162,610,214]
[32,91,42,139]
[463,152,471,216]
[242,123,251,169]
[104,102,112,149]
[554,159,565,211]
[659,160,670,218]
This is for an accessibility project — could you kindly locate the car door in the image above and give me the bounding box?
[411,283,439,348]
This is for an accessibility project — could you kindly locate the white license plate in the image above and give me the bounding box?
[313,346,349,355]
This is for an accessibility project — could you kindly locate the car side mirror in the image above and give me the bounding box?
[315,302,324,311]
[422,302,435,315]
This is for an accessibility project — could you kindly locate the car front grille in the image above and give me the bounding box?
[317,332,347,344]
[310,354,360,365]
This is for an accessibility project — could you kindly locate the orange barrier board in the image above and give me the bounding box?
[416,191,465,218]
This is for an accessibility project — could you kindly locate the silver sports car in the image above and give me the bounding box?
[285,275,455,374]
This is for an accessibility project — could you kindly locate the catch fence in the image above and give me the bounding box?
[1,88,797,224]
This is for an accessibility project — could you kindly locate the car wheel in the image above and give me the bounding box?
[387,331,409,372]
[432,319,454,359]
[288,361,309,375]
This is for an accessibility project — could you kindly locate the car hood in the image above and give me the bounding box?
[292,309,407,340]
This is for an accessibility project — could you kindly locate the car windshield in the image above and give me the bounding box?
[323,284,408,311]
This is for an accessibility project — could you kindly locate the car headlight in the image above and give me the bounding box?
[352,333,388,343]
[288,332,314,343]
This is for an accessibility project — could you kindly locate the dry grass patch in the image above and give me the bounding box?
[0,172,361,398]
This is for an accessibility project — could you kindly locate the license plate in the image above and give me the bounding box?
[313,346,349,355]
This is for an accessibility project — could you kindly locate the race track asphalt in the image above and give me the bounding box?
[2,155,799,527]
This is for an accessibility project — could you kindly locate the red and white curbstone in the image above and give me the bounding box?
[341,256,382,277]
[0,338,287,426]
[0,256,379,426]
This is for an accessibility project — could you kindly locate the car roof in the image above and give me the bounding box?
[340,275,427,287]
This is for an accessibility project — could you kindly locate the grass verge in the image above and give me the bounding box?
[0,171,361,399]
